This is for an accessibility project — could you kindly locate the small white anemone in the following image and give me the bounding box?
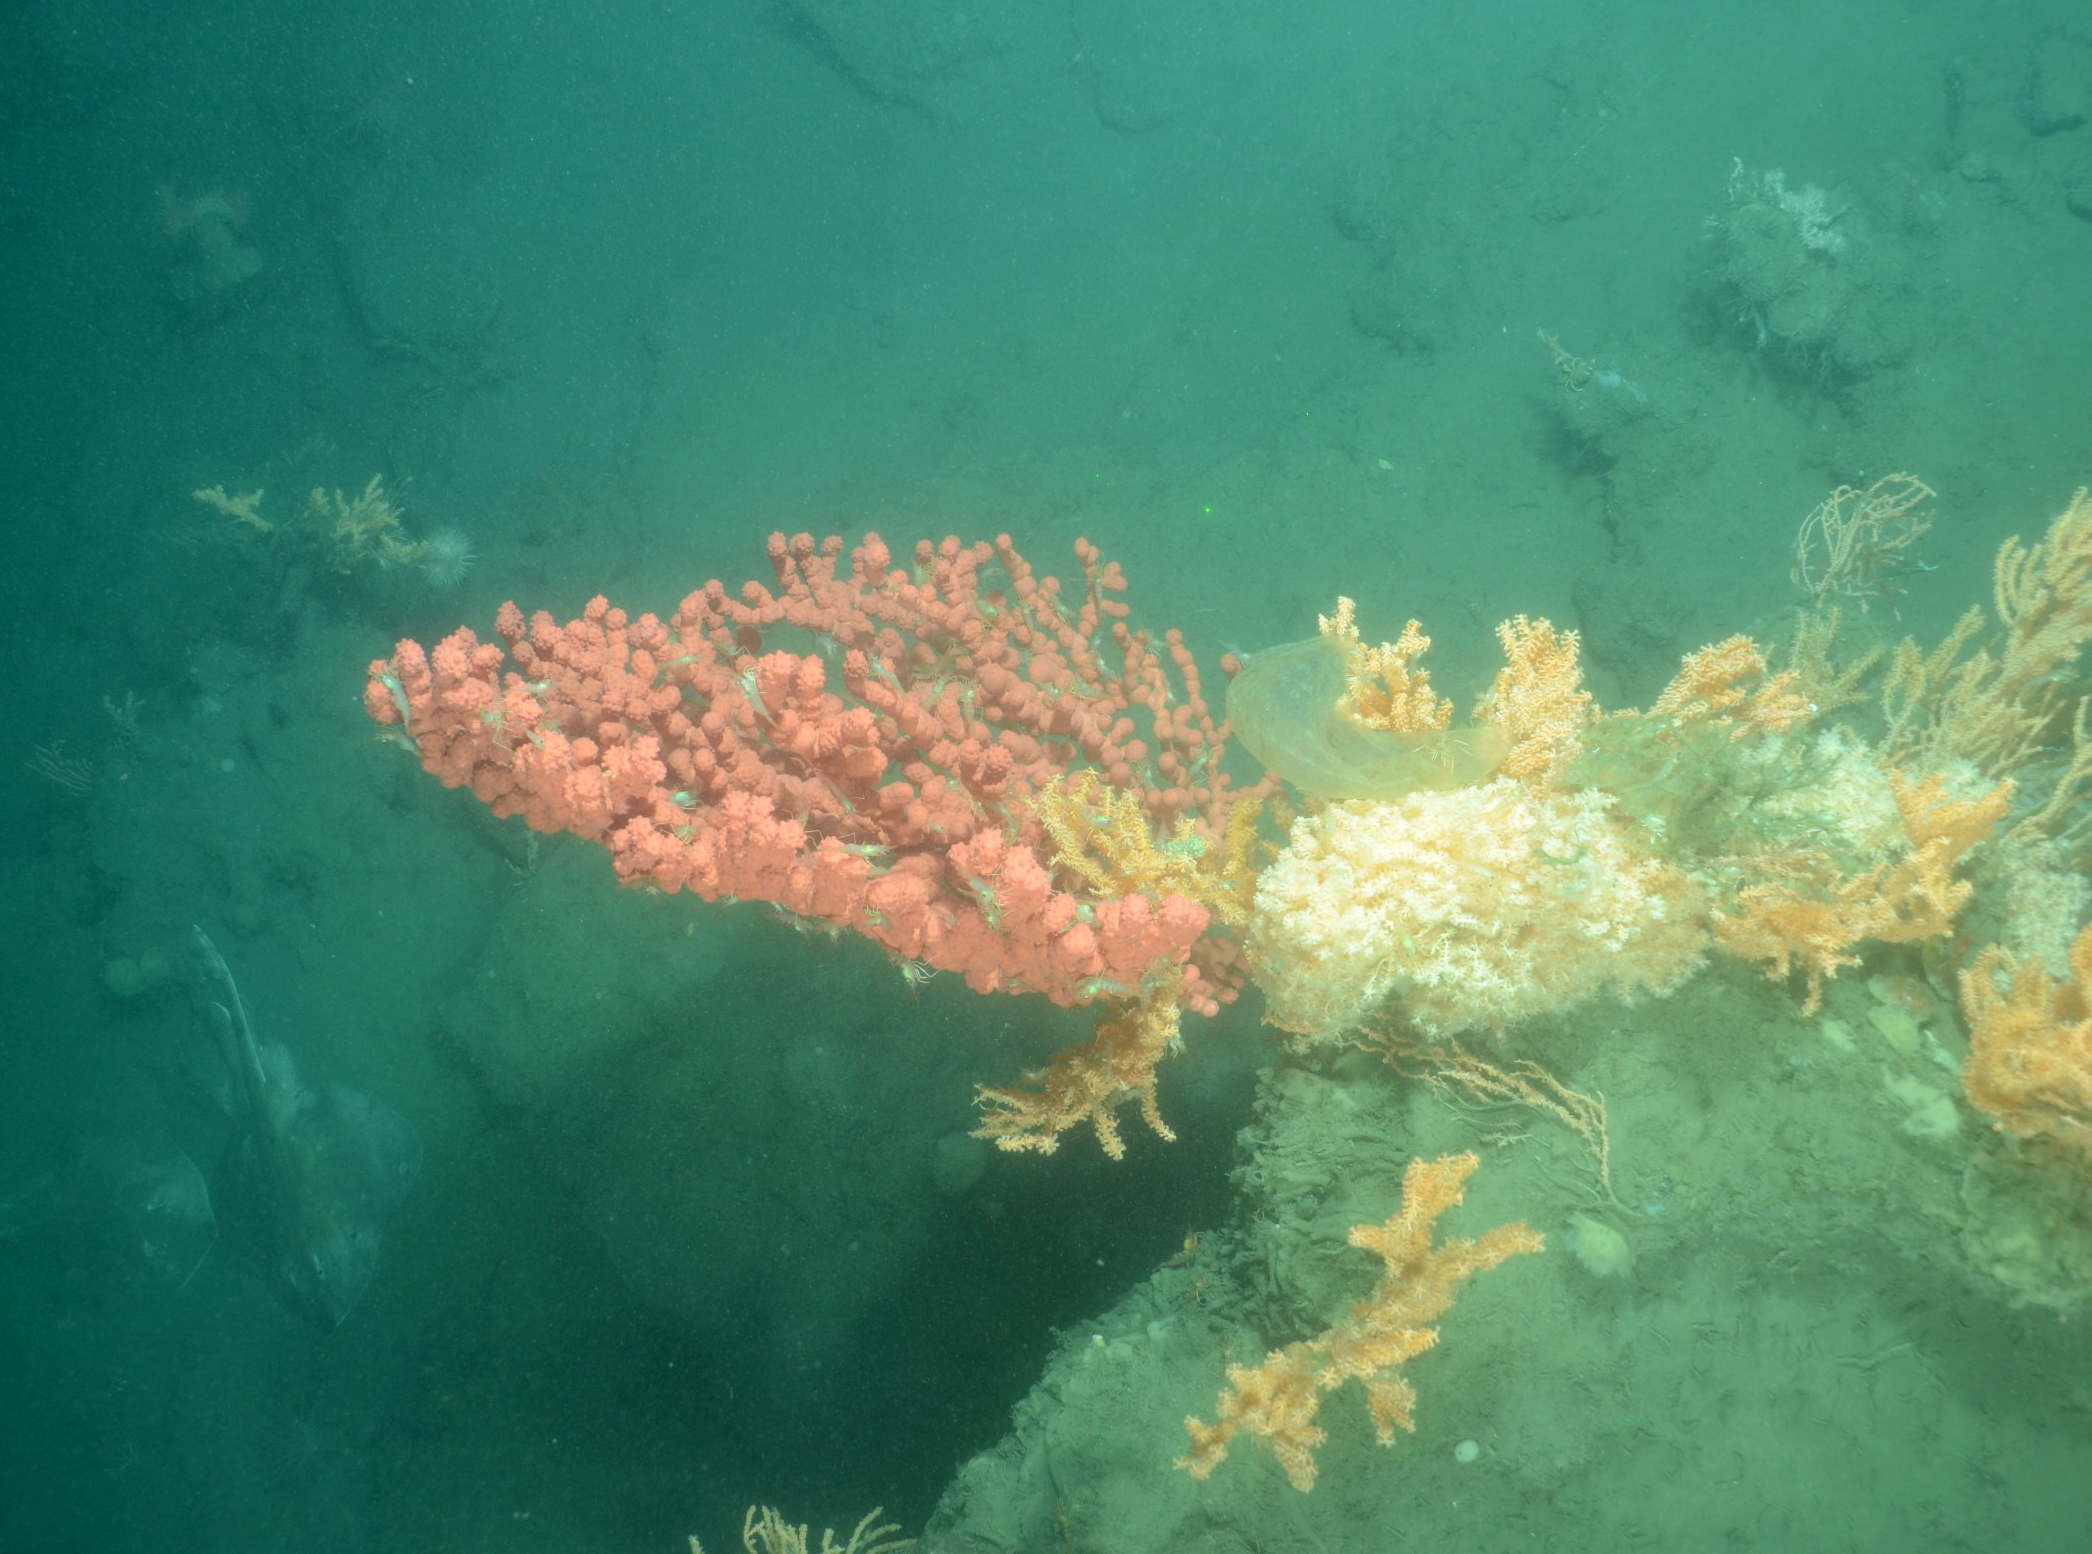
[418,526,475,587]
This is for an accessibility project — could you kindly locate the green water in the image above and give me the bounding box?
[2,1,2088,1550]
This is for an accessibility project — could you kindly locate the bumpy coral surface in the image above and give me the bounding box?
[1248,777,1708,1041]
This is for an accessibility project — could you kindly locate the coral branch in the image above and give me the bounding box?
[1649,635,1812,738]
[1712,771,2011,1013]
[1883,487,2092,783]
[1960,924,2092,1167]
[973,973,1184,1160]
[1178,1152,1541,1492]
[1317,597,1453,734]
[1476,616,1591,783]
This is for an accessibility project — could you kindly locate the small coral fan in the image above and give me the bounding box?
[1247,777,1708,1041]
[417,526,475,587]
[157,183,262,296]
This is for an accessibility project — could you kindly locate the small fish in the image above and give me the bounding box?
[193,928,422,1328]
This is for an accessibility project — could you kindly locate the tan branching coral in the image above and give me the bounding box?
[1476,616,1591,783]
[1713,771,2012,1012]
[1180,1342,1327,1492]
[1996,489,2092,683]
[1783,605,1884,721]
[309,475,427,572]
[1318,597,1453,734]
[973,972,1184,1159]
[1960,923,2092,1167]
[192,473,432,575]
[1650,635,1812,739]
[1028,771,1261,928]
[1178,1152,1541,1492]
[1883,487,2092,790]
[192,484,271,533]
[1884,771,2016,927]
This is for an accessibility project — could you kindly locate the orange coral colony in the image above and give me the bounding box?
[1960,924,2092,1167]
[1177,1152,1541,1492]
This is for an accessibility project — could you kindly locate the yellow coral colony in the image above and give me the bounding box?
[1026,770,1261,928]
[1476,614,1592,783]
[310,476,428,571]
[191,473,430,575]
[1960,923,2092,1167]
[1318,596,1452,733]
[966,776,1265,1159]
[1648,634,1812,737]
[1882,487,2092,861]
[1712,769,2011,1014]
[1178,1151,1541,1492]
[973,967,1186,1160]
